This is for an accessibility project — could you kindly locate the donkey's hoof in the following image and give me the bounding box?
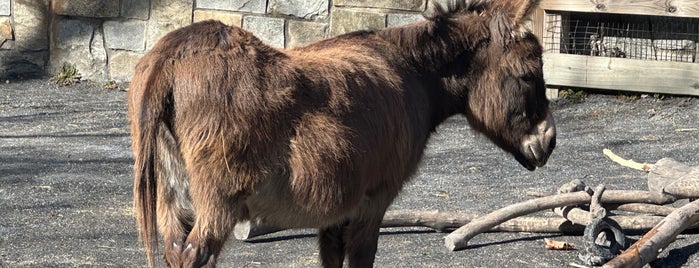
[181,242,214,268]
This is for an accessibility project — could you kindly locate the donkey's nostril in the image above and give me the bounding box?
[548,136,556,154]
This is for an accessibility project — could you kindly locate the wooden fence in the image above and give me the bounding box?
[532,0,699,96]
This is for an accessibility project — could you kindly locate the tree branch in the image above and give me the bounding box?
[602,199,699,268]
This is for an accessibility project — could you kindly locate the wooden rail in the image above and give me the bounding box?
[540,0,699,18]
[543,54,699,96]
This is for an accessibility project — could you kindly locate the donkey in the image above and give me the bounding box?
[128,0,556,267]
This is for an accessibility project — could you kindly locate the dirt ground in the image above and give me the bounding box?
[0,79,698,267]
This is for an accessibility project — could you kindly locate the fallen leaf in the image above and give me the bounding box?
[544,238,575,250]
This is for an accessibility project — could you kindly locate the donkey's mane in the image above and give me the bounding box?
[374,0,492,74]
[424,0,490,22]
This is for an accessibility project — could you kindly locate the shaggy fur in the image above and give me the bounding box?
[127,0,555,267]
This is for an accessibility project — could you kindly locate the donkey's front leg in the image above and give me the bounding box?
[343,218,382,267]
[343,195,394,267]
[319,220,349,268]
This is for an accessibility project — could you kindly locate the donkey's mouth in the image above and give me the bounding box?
[516,134,556,171]
[515,111,556,171]
[514,152,537,171]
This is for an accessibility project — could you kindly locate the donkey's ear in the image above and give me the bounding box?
[509,0,541,26]
[488,0,541,45]
[490,0,541,27]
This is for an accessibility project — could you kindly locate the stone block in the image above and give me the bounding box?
[1,15,13,49]
[269,0,328,20]
[52,0,119,18]
[147,0,193,49]
[121,0,150,20]
[334,0,425,11]
[0,0,10,16]
[50,18,107,80]
[387,13,424,27]
[54,18,94,49]
[287,20,327,48]
[1,39,13,50]
[0,16,12,47]
[14,0,49,51]
[197,0,267,14]
[243,16,285,48]
[329,8,385,37]
[109,51,143,81]
[0,50,48,79]
[193,9,243,27]
[104,20,146,51]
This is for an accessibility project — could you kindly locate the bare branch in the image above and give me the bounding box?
[443,191,592,251]
[602,199,699,268]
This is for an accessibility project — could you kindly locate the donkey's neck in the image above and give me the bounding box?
[376,18,488,126]
[377,18,487,75]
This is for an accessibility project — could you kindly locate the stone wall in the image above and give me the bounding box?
[0,0,445,82]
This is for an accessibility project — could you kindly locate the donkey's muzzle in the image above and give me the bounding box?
[517,111,556,170]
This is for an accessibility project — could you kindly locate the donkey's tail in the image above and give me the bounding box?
[127,57,172,268]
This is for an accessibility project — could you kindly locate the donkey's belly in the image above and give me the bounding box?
[243,192,352,229]
[241,175,356,229]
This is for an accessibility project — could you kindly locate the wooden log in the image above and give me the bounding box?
[443,191,593,251]
[233,210,585,241]
[554,206,667,233]
[380,209,478,232]
[648,158,699,199]
[384,211,588,234]
[233,220,285,241]
[234,208,695,241]
[602,199,699,268]
[597,190,676,204]
[608,203,675,216]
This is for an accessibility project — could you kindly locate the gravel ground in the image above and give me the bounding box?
[0,79,697,267]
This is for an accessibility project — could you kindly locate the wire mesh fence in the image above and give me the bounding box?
[543,12,699,63]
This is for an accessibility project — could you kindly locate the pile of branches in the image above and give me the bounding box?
[234,150,699,268]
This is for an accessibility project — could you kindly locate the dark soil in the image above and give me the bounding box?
[1,79,697,267]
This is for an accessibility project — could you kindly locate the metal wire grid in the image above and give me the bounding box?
[544,12,699,62]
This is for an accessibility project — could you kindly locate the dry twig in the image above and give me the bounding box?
[603,149,653,171]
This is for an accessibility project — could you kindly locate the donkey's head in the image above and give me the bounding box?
[440,0,555,170]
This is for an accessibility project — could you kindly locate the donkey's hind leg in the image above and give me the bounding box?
[177,146,245,267]
[156,124,195,266]
[180,180,241,267]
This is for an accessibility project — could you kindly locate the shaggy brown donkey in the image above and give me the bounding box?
[128,0,556,267]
